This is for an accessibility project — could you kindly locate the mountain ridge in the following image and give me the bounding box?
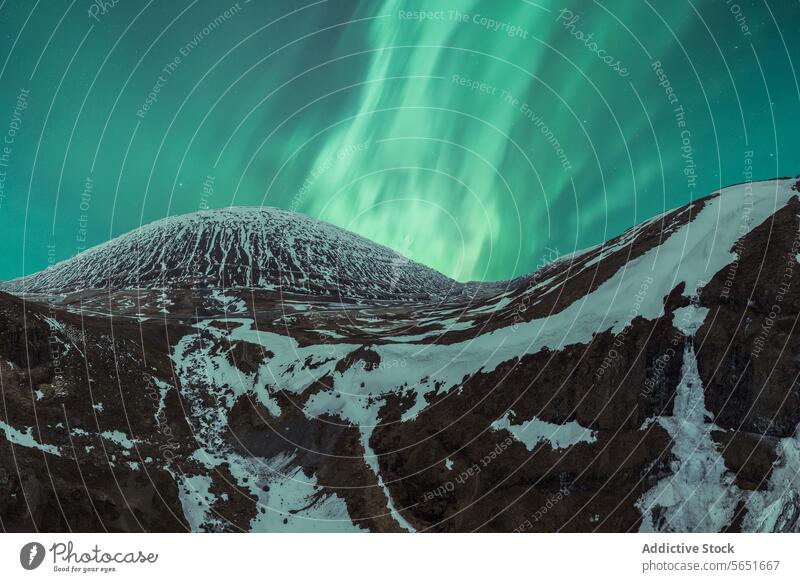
[2,176,800,533]
[7,175,798,300]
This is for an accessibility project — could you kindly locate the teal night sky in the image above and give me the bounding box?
[0,0,797,282]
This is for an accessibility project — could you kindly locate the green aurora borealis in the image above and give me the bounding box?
[0,0,798,282]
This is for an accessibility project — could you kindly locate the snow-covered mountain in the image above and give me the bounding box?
[2,176,800,533]
[2,207,459,299]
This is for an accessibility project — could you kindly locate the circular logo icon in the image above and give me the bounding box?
[20,542,46,570]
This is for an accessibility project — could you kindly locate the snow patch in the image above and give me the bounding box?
[0,421,61,456]
[175,473,221,531]
[100,430,136,449]
[672,305,710,336]
[492,412,596,450]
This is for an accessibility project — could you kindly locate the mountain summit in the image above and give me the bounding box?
[3,207,458,299]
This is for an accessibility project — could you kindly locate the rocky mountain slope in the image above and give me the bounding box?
[2,176,800,532]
